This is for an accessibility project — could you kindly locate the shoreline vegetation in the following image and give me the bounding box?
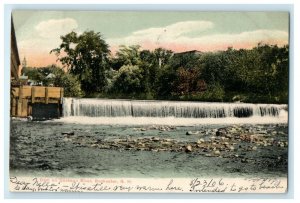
[20,31,288,104]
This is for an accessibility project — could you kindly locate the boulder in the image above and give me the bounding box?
[160,127,166,131]
[152,137,160,142]
[225,134,233,139]
[61,131,75,136]
[197,139,205,144]
[162,141,172,146]
[213,150,221,156]
[186,131,199,135]
[220,136,227,141]
[278,142,285,148]
[216,128,227,137]
[163,138,172,142]
[27,116,33,121]
[63,137,71,142]
[224,142,229,146]
[138,142,145,147]
[185,145,193,152]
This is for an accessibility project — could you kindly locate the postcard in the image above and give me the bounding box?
[9,10,289,193]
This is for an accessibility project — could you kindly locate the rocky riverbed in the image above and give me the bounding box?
[10,120,288,178]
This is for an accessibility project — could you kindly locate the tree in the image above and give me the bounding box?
[51,31,110,94]
[111,65,143,95]
[53,71,84,97]
[170,51,201,70]
[173,67,206,96]
[109,46,173,99]
[114,45,141,67]
[22,65,83,97]
[21,67,44,84]
[139,48,173,97]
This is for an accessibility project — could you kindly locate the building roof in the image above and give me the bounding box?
[11,16,20,66]
[174,50,202,55]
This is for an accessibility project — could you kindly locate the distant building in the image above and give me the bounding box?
[22,57,27,69]
[46,73,56,79]
[174,50,202,56]
[11,16,20,80]
[18,74,29,85]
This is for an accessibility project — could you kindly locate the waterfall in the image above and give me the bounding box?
[62,98,287,119]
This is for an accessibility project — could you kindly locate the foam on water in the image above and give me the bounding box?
[57,115,287,126]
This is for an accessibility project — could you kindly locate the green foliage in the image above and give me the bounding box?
[51,31,110,94]
[21,67,43,84]
[50,31,288,103]
[53,73,84,97]
[111,65,143,95]
[172,67,205,96]
[108,46,174,99]
[115,45,141,66]
[181,83,225,102]
[22,65,84,97]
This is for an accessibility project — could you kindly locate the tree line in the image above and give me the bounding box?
[23,31,289,103]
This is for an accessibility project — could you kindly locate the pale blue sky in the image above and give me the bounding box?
[12,11,289,67]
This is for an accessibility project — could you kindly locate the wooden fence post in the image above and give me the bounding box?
[31,87,35,103]
[17,86,23,116]
[45,87,49,104]
[11,98,16,116]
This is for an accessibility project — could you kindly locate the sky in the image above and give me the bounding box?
[12,11,289,67]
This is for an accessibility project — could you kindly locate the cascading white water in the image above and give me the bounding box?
[63,98,287,118]
[58,98,288,125]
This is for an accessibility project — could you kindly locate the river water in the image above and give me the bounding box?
[10,99,288,178]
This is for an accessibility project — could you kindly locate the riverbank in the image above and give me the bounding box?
[10,120,288,178]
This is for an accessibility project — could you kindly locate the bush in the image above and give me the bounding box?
[54,74,84,97]
[182,83,225,102]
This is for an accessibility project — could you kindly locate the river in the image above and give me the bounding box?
[10,99,288,178]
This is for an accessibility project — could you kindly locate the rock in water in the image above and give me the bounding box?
[185,145,192,152]
[186,131,199,135]
[216,128,227,136]
[197,138,205,144]
[152,137,160,142]
[225,134,233,139]
[210,136,216,141]
[213,150,221,156]
[279,142,285,148]
[229,146,235,151]
[61,131,75,136]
